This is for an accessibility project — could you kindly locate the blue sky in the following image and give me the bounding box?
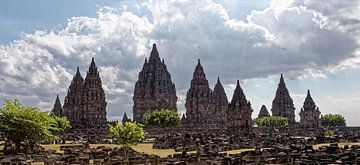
[0,0,360,125]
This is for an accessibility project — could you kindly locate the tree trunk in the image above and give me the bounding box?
[15,141,21,153]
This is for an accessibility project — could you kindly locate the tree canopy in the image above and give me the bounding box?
[320,114,346,127]
[142,109,180,127]
[0,100,71,152]
[108,121,145,146]
[253,116,289,127]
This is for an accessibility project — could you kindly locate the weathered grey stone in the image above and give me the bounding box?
[271,74,296,124]
[133,44,178,123]
[299,90,321,127]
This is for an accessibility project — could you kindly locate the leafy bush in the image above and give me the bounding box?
[142,109,180,127]
[109,121,145,146]
[320,114,346,127]
[253,116,288,127]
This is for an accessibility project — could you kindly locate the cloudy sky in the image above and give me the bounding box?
[0,0,360,125]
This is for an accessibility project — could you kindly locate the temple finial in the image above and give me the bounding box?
[87,57,98,76]
[75,66,82,77]
[149,43,160,62]
[280,73,285,85]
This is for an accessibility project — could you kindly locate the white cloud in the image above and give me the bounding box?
[319,96,360,126]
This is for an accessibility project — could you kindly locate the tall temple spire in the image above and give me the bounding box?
[213,77,228,125]
[81,57,107,133]
[185,59,215,125]
[63,67,84,126]
[258,105,270,118]
[52,94,63,116]
[300,89,321,127]
[133,43,178,123]
[228,80,253,128]
[271,74,296,124]
[61,58,108,135]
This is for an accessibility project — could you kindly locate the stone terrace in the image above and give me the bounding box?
[1,142,360,164]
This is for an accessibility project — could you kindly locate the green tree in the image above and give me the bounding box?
[320,114,346,127]
[0,100,71,152]
[253,116,289,127]
[49,113,71,133]
[142,109,180,127]
[108,121,145,147]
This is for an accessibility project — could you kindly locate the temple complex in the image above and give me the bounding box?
[132,44,178,123]
[258,105,270,118]
[184,60,216,125]
[50,45,328,132]
[299,90,321,127]
[271,74,296,124]
[227,80,253,128]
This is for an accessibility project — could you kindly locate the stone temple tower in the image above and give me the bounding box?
[185,59,216,125]
[271,74,296,124]
[299,90,321,127]
[63,67,84,129]
[59,58,107,136]
[213,77,228,125]
[80,57,107,134]
[258,105,270,118]
[227,80,253,128]
[51,94,63,116]
[133,44,178,123]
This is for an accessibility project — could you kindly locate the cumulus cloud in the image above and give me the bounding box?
[0,0,359,123]
[319,96,360,126]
